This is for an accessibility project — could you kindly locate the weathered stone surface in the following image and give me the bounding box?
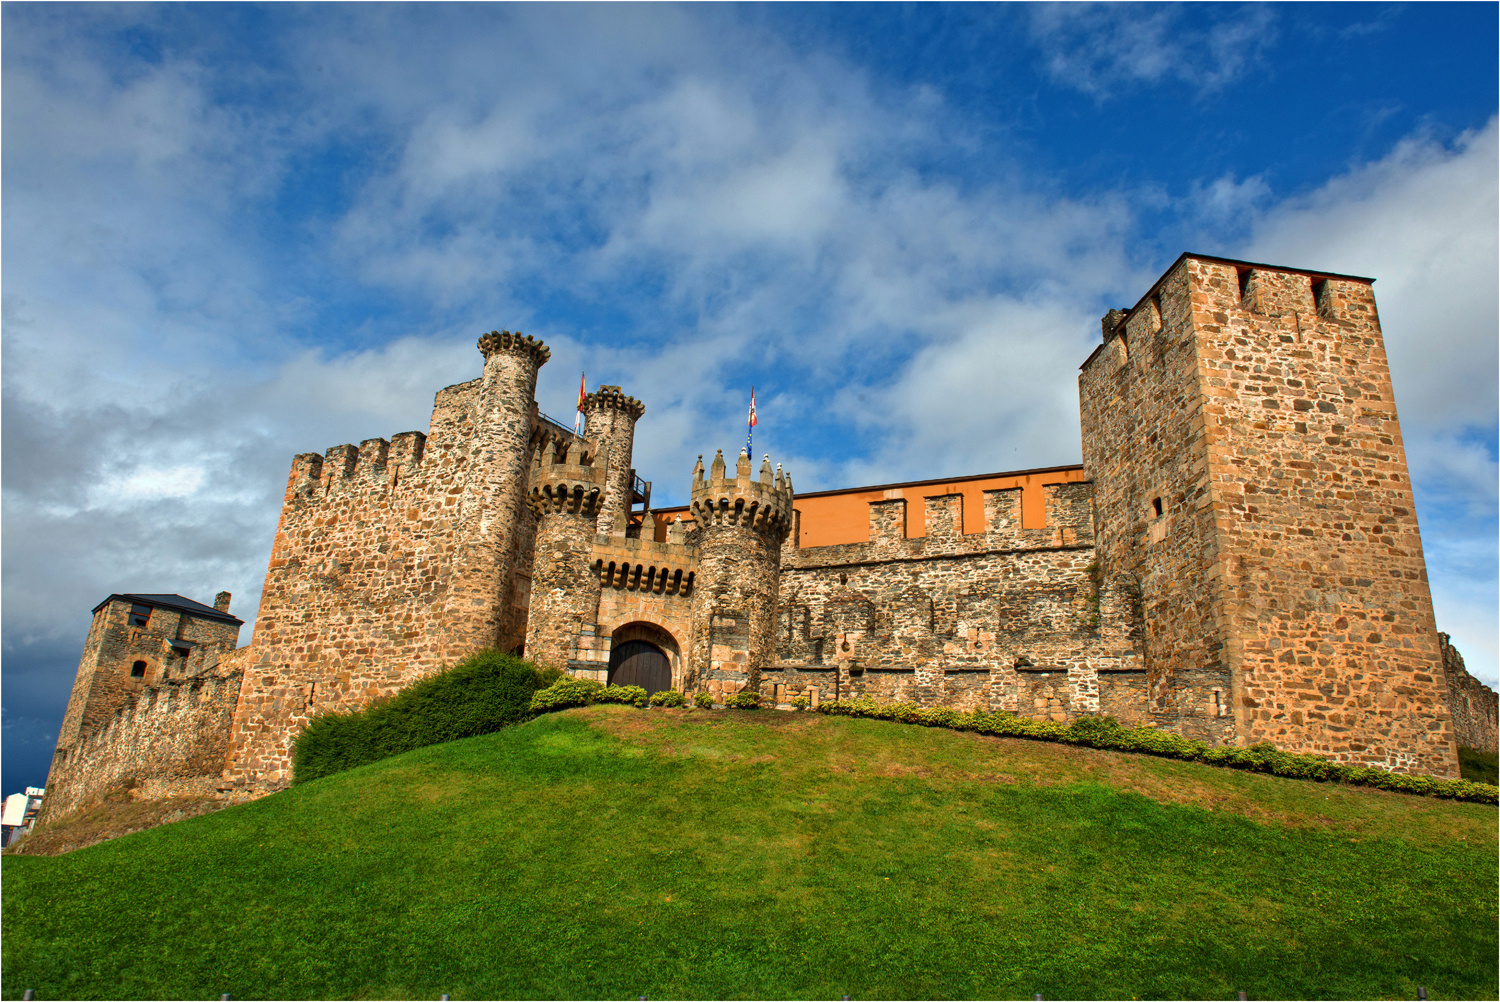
[1080,254,1460,777]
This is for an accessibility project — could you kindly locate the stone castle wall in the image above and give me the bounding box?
[765,482,1146,721]
[588,531,697,685]
[56,600,241,752]
[40,662,245,822]
[42,255,1489,822]
[1442,634,1499,752]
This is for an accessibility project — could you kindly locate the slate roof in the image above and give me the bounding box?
[91,593,244,626]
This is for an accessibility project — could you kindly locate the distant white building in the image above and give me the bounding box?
[2,787,45,846]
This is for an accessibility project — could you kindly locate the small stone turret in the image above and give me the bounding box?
[525,439,610,670]
[686,448,795,700]
[581,384,645,535]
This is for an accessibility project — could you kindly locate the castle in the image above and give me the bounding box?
[40,253,1499,823]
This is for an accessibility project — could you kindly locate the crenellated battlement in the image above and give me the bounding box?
[584,384,645,420]
[286,430,429,498]
[689,449,795,540]
[477,329,550,365]
[529,438,611,517]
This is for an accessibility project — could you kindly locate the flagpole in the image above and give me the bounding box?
[746,386,755,460]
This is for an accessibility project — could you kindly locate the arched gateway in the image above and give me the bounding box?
[607,640,671,694]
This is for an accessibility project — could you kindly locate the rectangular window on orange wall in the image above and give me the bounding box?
[129,604,152,628]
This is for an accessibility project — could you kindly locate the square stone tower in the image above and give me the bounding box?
[1079,253,1459,778]
[51,593,242,762]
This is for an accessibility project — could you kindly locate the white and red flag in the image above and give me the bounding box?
[574,373,586,434]
[746,386,758,459]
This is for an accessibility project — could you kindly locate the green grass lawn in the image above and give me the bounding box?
[4,706,1496,1001]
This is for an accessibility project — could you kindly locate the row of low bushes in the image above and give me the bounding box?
[292,650,560,784]
[813,696,1500,804]
[528,677,759,713]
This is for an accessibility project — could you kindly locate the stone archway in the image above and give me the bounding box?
[606,621,684,694]
[608,640,671,695]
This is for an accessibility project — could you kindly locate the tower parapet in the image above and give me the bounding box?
[688,448,795,539]
[687,449,794,701]
[529,438,610,517]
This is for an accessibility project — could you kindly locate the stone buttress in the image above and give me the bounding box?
[1078,254,1460,778]
[686,449,794,700]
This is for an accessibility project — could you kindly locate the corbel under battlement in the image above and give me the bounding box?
[477,329,551,366]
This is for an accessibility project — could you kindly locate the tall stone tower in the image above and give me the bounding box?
[581,385,645,536]
[441,330,552,657]
[525,437,610,669]
[1079,253,1459,778]
[686,448,794,700]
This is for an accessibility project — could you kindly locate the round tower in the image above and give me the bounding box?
[686,448,795,701]
[442,329,551,657]
[580,385,645,535]
[524,437,610,670]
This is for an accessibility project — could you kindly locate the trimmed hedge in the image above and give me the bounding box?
[815,697,1499,805]
[529,678,689,713]
[293,650,556,784]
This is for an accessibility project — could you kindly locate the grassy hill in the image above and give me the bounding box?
[4,705,1496,1001]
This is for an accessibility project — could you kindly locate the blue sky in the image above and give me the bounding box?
[3,3,1496,794]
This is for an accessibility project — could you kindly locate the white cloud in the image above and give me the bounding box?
[1027,4,1278,97]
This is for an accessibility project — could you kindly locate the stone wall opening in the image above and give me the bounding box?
[606,621,684,694]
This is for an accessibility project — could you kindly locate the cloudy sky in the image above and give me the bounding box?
[4,3,1495,793]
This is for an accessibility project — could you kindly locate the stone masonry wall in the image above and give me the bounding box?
[1081,255,1459,777]
[526,438,611,670]
[1079,281,1237,746]
[40,663,245,823]
[1442,634,1498,752]
[226,333,553,790]
[766,482,1144,719]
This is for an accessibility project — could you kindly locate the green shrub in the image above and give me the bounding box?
[531,677,605,713]
[1458,745,1498,785]
[595,684,648,706]
[293,649,545,784]
[790,696,810,711]
[693,692,715,709]
[727,690,762,710]
[649,689,686,708]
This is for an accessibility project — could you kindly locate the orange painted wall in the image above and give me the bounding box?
[652,465,1088,546]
